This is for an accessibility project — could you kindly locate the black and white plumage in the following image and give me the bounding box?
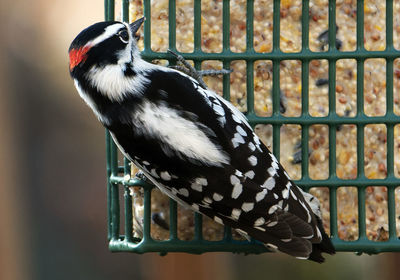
[69,18,335,262]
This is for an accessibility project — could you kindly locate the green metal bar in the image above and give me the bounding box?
[141,49,400,61]
[246,0,254,51]
[357,187,367,239]
[110,141,120,241]
[168,0,176,51]
[194,213,203,241]
[124,187,134,243]
[222,0,231,101]
[246,0,255,114]
[111,174,400,188]
[109,236,400,254]
[301,0,310,183]
[386,0,394,49]
[329,187,338,238]
[143,188,152,241]
[328,0,336,50]
[357,0,364,50]
[272,0,280,51]
[143,0,151,52]
[105,0,115,21]
[193,0,201,52]
[169,199,178,240]
[244,114,400,125]
[106,131,112,240]
[224,226,232,242]
[122,0,129,22]
[222,0,230,52]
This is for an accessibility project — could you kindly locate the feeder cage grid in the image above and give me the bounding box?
[105,0,400,255]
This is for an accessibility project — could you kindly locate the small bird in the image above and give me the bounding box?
[69,18,335,262]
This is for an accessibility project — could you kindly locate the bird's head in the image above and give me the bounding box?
[68,18,144,77]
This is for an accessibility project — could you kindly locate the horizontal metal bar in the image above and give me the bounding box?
[142,49,400,61]
[111,174,400,188]
[109,237,400,255]
[245,114,400,125]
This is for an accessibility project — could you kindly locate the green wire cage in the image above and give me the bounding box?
[105,0,400,255]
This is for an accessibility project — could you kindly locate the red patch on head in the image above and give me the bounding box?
[69,46,91,71]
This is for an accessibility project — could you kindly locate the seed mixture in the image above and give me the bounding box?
[126,0,400,242]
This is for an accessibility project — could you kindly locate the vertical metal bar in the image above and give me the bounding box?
[328,0,336,50]
[358,187,367,239]
[222,0,230,52]
[106,131,112,240]
[386,0,395,239]
[169,0,176,51]
[124,187,134,243]
[193,0,201,52]
[329,187,338,238]
[122,0,129,22]
[224,226,232,242]
[272,0,281,159]
[143,0,151,52]
[105,0,115,242]
[169,200,178,240]
[246,0,254,51]
[223,0,231,101]
[302,0,310,50]
[327,0,337,238]
[143,188,152,240]
[105,0,115,21]
[246,0,255,115]
[194,212,203,240]
[110,141,120,240]
[246,60,254,115]
[301,0,310,184]
[356,0,364,50]
[386,0,394,50]
[272,0,280,51]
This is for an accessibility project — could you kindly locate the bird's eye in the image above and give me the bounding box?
[118,29,129,43]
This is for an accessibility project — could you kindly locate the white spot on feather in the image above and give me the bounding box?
[213,193,223,201]
[248,142,256,152]
[268,205,278,214]
[236,125,247,136]
[231,133,245,148]
[267,167,277,177]
[241,202,254,212]
[290,189,297,200]
[282,188,289,199]
[254,217,265,226]
[160,171,171,181]
[244,170,255,179]
[195,178,208,186]
[191,182,202,192]
[248,155,257,166]
[231,208,242,220]
[266,243,278,250]
[150,169,159,178]
[214,216,223,224]
[178,188,189,197]
[256,189,268,202]
[230,175,240,186]
[232,184,243,199]
[266,221,278,227]
[262,177,275,190]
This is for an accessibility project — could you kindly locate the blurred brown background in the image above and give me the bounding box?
[0,0,399,279]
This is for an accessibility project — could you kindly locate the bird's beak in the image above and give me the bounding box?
[129,17,145,36]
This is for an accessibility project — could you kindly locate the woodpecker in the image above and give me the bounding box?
[69,18,335,262]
